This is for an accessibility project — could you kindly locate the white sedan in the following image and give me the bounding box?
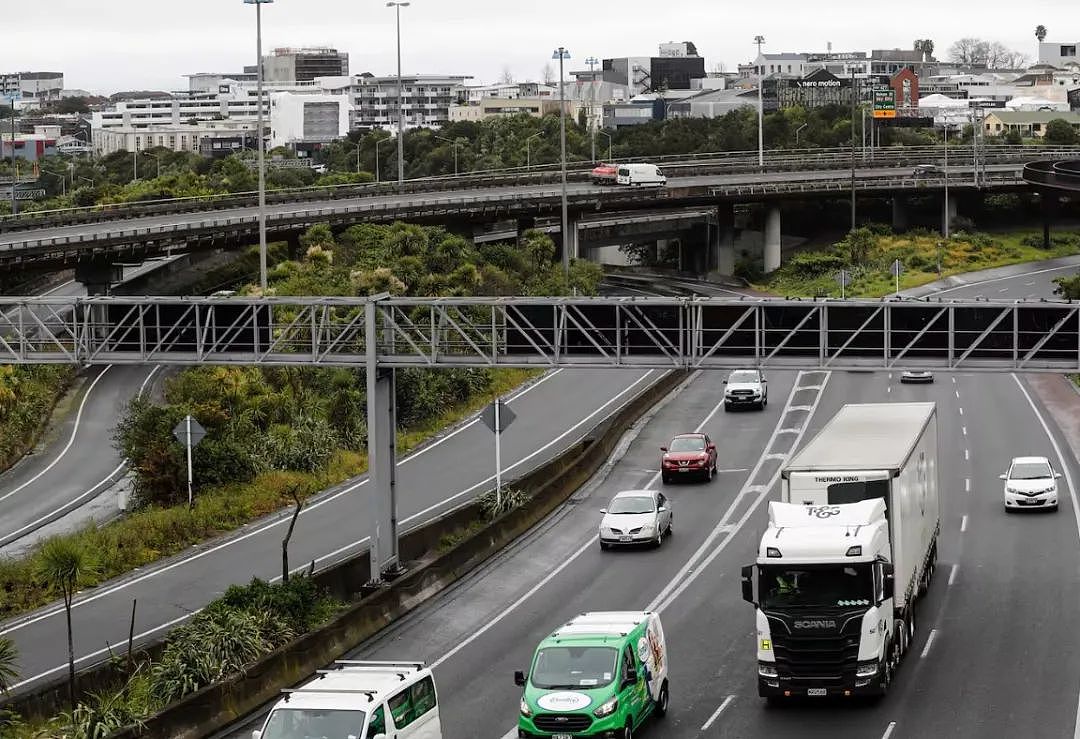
[1002,456,1063,512]
[599,489,673,550]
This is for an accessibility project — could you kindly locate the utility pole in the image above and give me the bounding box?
[388,2,410,189]
[243,0,273,293]
[944,124,951,239]
[553,46,571,276]
[754,35,765,168]
[850,69,857,232]
[5,94,16,215]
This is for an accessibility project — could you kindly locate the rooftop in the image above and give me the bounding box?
[986,110,1080,124]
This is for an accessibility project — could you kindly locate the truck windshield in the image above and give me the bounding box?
[759,564,874,610]
[260,708,366,739]
[530,646,619,689]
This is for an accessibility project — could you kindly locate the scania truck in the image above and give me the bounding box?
[742,402,939,702]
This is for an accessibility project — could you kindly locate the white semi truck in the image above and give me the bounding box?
[742,402,939,702]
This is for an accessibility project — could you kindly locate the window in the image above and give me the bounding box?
[388,688,411,728]
[1061,45,1077,58]
[410,676,437,719]
[366,706,385,738]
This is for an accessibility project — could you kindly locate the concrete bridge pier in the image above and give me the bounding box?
[74,261,123,296]
[764,205,782,274]
[891,196,910,232]
[555,213,580,264]
[713,204,736,276]
[941,194,959,236]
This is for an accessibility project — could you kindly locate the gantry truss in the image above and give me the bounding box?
[0,295,1077,373]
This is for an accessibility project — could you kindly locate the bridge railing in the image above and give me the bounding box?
[2,144,1077,234]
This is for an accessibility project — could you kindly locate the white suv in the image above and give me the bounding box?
[1001,456,1062,512]
[724,369,767,411]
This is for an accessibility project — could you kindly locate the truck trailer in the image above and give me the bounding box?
[742,402,939,701]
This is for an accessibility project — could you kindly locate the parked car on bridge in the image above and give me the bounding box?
[616,163,667,187]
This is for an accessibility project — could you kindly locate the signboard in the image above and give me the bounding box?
[873,87,896,118]
[481,400,516,434]
[890,259,903,278]
[173,417,207,447]
[14,189,45,200]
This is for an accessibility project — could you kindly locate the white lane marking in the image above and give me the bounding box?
[955,390,960,399]
[998,288,1010,293]
[42,280,76,296]
[920,628,938,658]
[959,407,964,416]
[887,386,891,394]
[652,373,831,614]
[0,367,629,641]
[960,515,968,533]
[700,694,736,731]
[962,426,967,436]
[965,478,971,493]
[881,721,898,739]
[0,366,113,504]
[965,449,969,461]
[952,377,957,384]
[1,367,162,544]
[929,263,1080,295]
[949,564,959,586]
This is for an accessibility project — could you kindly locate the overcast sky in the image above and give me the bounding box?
[8,0,1076,93]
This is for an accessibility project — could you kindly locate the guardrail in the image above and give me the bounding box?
[1,144,1076,234]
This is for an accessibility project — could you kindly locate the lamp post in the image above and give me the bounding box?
[754,35,765,168]
[553,46,571,275]
[42,168,67,197]
[4,93,15,215]
[597,129,612,163]
[795,122,808,147]
[434,134,460,175]
[943,123,951,239]
[352,142,362,174]
[243,0,273,292]
[375,136,392,182]
[850,69,857,232]
[387,1,410,189]
[525,131,542,171]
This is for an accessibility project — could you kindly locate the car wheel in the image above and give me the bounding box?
[723,403,731,412]
[705,466,714,482]
[654,527,664,548]
[655,680,670,717]
[600,541,610,551]
[661,473,671,484]
[623,721,634,739]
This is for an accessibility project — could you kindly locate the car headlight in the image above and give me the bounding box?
[1006,487,1020,494]
[593,696,618,718]
[856,660,879,678]
[758,662,778,677]
[519,696,531,717]
[639,524,655,535]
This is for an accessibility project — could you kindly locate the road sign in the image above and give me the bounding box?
[873,88,896,118]
[834,270,852,287]
[481,400,516,434]
[172,416,207,446]
[890,259,903,277]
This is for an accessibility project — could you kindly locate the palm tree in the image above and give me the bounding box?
[0,636,18,694]
[1036,25,1048,43]
[35,538,100,712]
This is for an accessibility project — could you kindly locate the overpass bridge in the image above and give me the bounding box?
[0,292,1076,581]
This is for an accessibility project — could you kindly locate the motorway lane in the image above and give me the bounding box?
[0,164,1014,250]
[0,367,657,694]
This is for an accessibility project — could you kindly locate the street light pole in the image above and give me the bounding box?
[243,0,273,293]
[353,142,362,174]
[42,168,66,197]
[943,124,951,239]
[598,129,612,162]
[5,95,15,215]
[375,136,392,182]
[850,69,857,232]
[526,131,542,171]
[387,2,410,190]
[553,46,571,276]
[434,135,459,175]
[754,35,765,168]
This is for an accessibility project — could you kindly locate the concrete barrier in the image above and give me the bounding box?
[97,368,687,739]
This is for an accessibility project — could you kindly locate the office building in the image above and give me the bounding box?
[1038,41,1080,69]
[269,92,350,150]
[604,42,706,95]
[344,73,472,129]
[92,120,258,156]
[263,48,349,83]
[186,72,258,94]
[1,72,64,103]
[448,97,575,122]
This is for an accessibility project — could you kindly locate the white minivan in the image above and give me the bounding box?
[254,661,442,739]
[616,163,667,187]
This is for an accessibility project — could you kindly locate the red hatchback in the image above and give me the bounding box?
[661,433,718,483]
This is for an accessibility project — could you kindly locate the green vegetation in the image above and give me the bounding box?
[0,365,76,473]
[4,577,343,739]
[1054,271,1080,300]
[761,227,1080,298]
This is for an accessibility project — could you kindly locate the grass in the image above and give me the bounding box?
[0,368,541,623]
[758,229,1080,298]
[0,366,76,474]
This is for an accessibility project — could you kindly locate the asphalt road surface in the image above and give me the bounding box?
[218,262,1080,739]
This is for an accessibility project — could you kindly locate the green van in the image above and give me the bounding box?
[514,611,669,739]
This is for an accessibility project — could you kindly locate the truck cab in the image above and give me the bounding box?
[743,501,897,700]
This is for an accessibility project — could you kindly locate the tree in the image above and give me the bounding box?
[948,37,1027,69]
[1044,118,1078,145]
[499,66,514,84]
[35,538,100,712]
[1054,273,1080,300]
[0,636,17,694]
[1036,25,1048,43]
[913,39,935,62]
[541,63,555,85]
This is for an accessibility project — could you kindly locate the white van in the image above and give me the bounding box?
[616,163,667,187]
[254,661,442,739]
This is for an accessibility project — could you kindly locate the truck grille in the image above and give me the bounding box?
[533,714,593,732]
[769,616,861,686]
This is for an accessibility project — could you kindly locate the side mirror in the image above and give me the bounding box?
[881,562,895,602]
[722,380,728,384]
[1055,472,1063,479]
[999,474,1007,480]
[707,444,716,452]
[741,565,755,605]
[600,508,607,514]
[658,506,668,513]
[660,446,668,452]
[252,732,262,739]
[514,670,527,687]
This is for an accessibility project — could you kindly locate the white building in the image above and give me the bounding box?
[752,53,810,79]
[185,72,258,94]
[269,92,350,148]
[92,120,257,156]
[345,74,471,130]
[1038,41,1080,69]
[1,71,64,103]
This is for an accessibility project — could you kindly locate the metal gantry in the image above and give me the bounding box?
[0,295,1076,373]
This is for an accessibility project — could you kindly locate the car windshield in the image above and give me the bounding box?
[759,564,874,610]
[608,496,656,514]
[1010,462,1052,480]
[530,646,619,689]
[668,437,705,452]
[728,371,759,384]
[260,708,367,739]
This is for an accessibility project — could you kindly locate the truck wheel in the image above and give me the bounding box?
[895,619,908,657]
[655,680,669,717]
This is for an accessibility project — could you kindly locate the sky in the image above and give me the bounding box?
[7,0,1076,94]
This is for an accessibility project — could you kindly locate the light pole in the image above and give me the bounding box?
[42,168,67,197]
[943,124,951,239]
[597,129,612,162]
[4,93,15,215]
[352,142,362,174]
[375,136,392,182]
[243,0,273,292]
[795,122,808,147]
[525,131,542,171]
[387,1,410,190]
[434,134,460,175]
[754,35,765,168]
[553,46,571,275]
[850,69,857,232]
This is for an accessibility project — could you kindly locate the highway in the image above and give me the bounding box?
[0,164,1019,255]
[213,263,1080,739]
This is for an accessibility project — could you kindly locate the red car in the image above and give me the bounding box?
[661,433,718,483]
[591,164,617,185]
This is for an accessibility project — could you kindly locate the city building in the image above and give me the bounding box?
[804,52,871,77]
[186,72,258,94]
[1,72,64,103]
[463,82,557,104]
[603,42,707,95]
[269,92,350,150]
[343,73,472,129]
[263,48,349,83]
[0,134,59,162]
[667,88,756,118]
[448,97,575,122]
[871,49,934,76]
[92,120,258,156]
[750,53,809,80]
[1038,41,1080,69]
[982,110,1080,138]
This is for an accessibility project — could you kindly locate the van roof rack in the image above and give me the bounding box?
[281,688,377,703]
[316,669,409,682]
[332,660,425,669]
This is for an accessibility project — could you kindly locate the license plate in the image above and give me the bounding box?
[620,536,633,542]
[553,734,573,739]
[679,467,690,472]
[807,688,827,697]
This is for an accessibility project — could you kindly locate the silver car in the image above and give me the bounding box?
[599,489,673,550]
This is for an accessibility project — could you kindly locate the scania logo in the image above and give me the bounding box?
[794,619,837,629]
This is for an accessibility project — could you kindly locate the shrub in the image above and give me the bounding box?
[785,251,847,279]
